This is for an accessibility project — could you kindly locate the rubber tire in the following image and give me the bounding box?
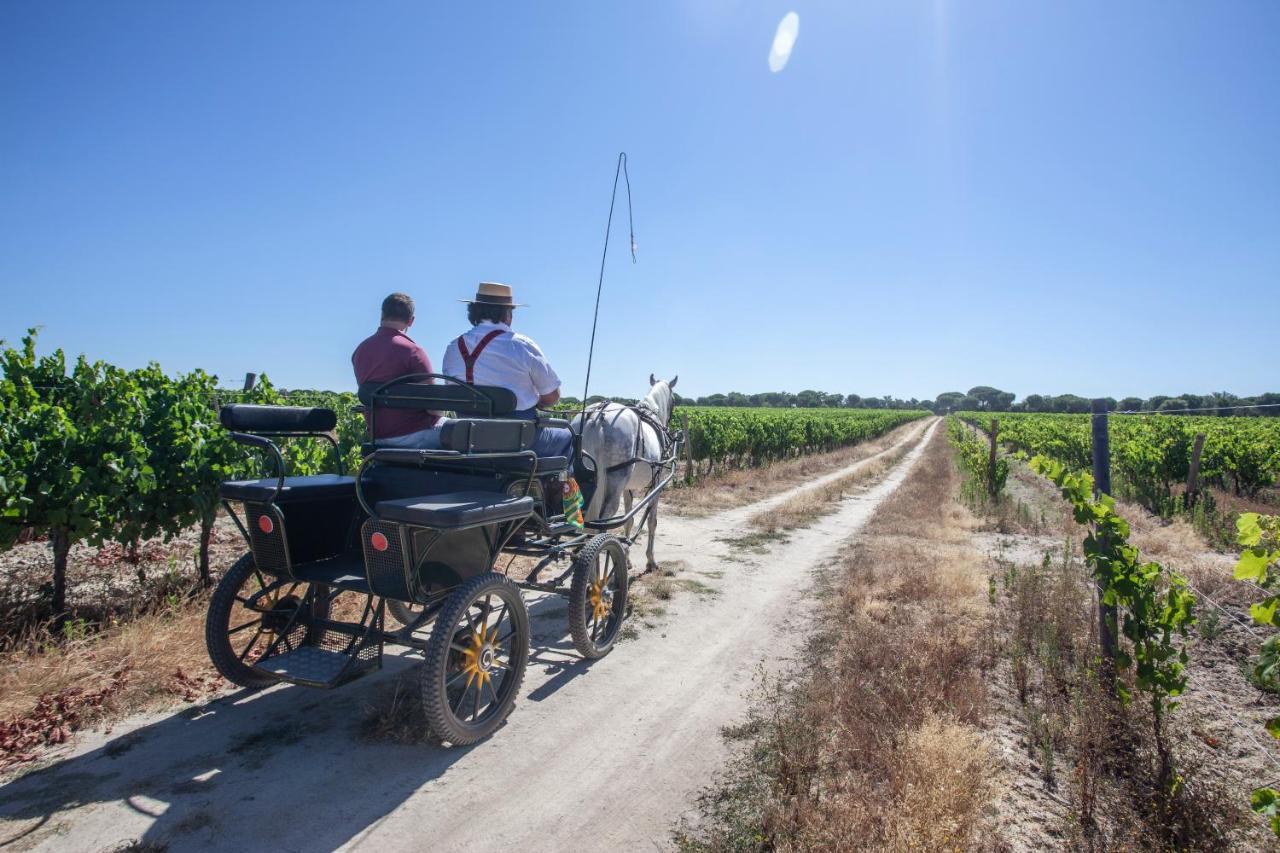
[387,600,425,627]
[205,553,281,689]
[568,534,629,659]
[205,553,330,689]
[421,572,529,746]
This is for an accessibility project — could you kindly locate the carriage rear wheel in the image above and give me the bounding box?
[387,600,426,628]
[205,553,329,689]
[568,534,629,659]
[421,572,529,745]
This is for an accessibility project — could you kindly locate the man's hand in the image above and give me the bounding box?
[537,388,561,408]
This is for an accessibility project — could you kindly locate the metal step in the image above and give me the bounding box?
[253,644,378,689]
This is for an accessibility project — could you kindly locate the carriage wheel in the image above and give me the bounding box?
[421,572,529,745]
[568,534,629,659]
[205,553,329,689]
[387,600,426,628]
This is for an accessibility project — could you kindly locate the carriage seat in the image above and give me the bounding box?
[426,454,567,473]
[375,491,534,529]
[220,474,356,504]
[363,447,568,473]
[220,404,337,433]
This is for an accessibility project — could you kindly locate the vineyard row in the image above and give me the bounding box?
[1,331,927,614]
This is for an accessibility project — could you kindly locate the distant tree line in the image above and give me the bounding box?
[666,386,1280,416]
[668,390,930,411]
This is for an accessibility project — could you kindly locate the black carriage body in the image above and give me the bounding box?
[216,380,577,604]
[205,374,678,742]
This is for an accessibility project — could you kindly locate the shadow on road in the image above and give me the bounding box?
[0,592,590,851]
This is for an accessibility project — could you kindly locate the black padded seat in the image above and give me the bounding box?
[429,455,568,474]
[220,474,356,503]
[220,404,337,433]
[531,456,568,472]
[376,491,534,529]
[365,448,568,473]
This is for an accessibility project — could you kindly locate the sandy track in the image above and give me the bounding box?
[0,419,937,853]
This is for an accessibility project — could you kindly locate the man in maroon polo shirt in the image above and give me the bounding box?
[351,292,442,448]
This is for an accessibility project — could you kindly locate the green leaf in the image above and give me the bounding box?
[1239,513,1264,548]
[1252,786,1280,816]
[1236,548,1273,583]
[1266,717,1280,740]
[1252,598,1280,628]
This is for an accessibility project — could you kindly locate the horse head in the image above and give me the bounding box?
[645,374,679,424]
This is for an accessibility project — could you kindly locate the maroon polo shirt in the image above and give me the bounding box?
[351,326,438,439]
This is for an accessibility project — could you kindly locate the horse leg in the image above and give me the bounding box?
[623,491,634,538]
[597,468,628,524]
[645,500,659,572]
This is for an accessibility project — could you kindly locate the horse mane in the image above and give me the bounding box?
[639,381,673,423]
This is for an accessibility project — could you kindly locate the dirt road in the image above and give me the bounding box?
[0,419,938,853]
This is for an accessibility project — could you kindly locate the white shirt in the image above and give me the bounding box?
[441,321,561,411]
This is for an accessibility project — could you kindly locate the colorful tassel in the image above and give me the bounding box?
[562,477,585,529]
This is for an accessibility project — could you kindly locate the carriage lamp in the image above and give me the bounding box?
[257,515,274,534]
[370,531,389,552]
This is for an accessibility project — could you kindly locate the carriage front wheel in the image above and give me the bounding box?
[421,572,530,745]
[568,534,629,659]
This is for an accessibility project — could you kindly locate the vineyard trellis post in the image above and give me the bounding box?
[1185,432,1206,507]
[682,411,695,485]
[1091,398,1118,665]
[987,418,1000,499]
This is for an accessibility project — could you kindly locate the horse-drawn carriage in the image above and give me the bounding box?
[204,374,680,744]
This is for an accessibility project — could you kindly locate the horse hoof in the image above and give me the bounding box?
[646,561,660,573]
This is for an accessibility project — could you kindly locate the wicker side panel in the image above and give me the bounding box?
[361,519,413,602]
[245,502,292,577]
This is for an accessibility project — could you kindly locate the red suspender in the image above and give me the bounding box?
[455,329,504,383]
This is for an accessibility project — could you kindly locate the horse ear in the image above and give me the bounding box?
[649,373,656,386]
[669,375,678,389]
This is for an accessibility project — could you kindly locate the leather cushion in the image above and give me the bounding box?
[375,491,534,529]
[440,419,535,453]
[220,404,337,433]
[366,449,567,473]
[220,474,355,503]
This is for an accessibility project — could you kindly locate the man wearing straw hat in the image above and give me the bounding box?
[443,282,583,526]
[442,282,571,447]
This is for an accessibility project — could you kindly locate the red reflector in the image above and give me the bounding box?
[258,515,274,534]
[371,532,389,552]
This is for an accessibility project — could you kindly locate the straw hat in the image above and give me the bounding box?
[460,281,528,307]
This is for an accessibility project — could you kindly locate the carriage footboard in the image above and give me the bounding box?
[251,589,384,689]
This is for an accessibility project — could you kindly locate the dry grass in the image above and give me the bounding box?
[747,435,922,533]
[359,670,433,744]
[622,559,695,640]
[665,419,928,518]
[680,422,1000,851]
[0,598,218,724]
[0,595,224,772]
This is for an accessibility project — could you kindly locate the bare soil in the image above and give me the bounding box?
[664,418,928,517]
[0,515,247,637]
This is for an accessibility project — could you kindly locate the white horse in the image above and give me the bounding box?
[573,375,678,571]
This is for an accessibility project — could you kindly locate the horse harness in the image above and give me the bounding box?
[584,400,678,487]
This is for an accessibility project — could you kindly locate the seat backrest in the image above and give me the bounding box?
[441,419,535,453]
[220,404,337,433]
[357,380,517,417]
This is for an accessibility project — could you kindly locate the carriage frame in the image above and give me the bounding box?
[205,373,680,744]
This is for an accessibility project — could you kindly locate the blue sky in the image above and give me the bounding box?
[2,2,1277,401]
